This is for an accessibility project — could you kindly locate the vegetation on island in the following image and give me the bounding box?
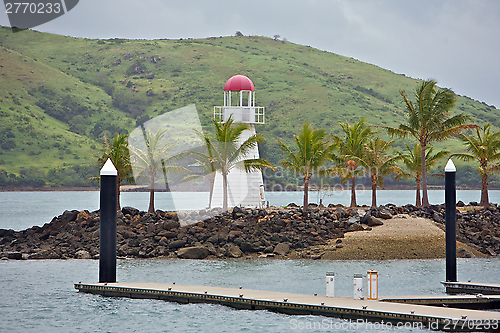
[1,27,500,208]
[277,122,334,211]
[453,124,500,207]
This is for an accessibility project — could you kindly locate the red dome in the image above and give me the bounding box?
[224,75,255,91]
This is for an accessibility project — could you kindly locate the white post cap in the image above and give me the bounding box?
[445,159,456,172]
[100,158,118,176]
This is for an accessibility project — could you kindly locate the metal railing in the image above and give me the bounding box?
[214,106,265,124]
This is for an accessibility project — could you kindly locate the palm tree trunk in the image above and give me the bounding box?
[480,174,489,208]
[117,182,121,210]
[350,177,357,207]
[415,176,422,207]
[303,177,309,211]
[148,175,155,213]
[208,177,214,209]
[223,172,228,212]
[420,143,430,207]
[371,176,377,207]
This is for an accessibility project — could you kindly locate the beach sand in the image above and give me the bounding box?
[289,214,486,260]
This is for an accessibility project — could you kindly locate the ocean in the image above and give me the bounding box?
[1,258,499,332]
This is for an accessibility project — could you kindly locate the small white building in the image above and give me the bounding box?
[210,75,266,209]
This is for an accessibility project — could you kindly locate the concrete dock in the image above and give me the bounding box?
[442,281,500,295]
[75,282,500,332]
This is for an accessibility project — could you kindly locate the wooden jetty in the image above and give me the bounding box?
[380,295,500,310]
[75,282,500,332]
[442,281,500,295]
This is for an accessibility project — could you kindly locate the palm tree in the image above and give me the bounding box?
[353,137,404,207]
[181,129,216,208]
[398,143,449,206]
[211,115,273,211]
[97,133,134,210]
[278,122,334,211]
[383,79,473,206]
[332,119,372,207]
[129,128,188,213]
[453,123,500,207]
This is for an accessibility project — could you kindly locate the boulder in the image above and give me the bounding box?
[273,243,290,256]
[162,221,180,230]
[367,216,384,227]
[225,244,243,258]
[378,209,393,219]
[121,206,139,216]
[74,249,91,259]
[348,223,364,232]
[60,210,79,224]
[168,240,187,249]
[6,252,22,260]
[360,212,371,224]
[177,246,209,259]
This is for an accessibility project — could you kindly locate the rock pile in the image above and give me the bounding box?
[0,205,375,260]
[2,203,497,260]
[409,204,500,256]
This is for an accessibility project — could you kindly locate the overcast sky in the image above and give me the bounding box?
[1,0,499,108]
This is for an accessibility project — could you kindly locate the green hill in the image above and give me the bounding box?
[0,26,499,189]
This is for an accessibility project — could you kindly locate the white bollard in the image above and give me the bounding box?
[367,270,378,300]
[326,272,335,297]
[354,274,363,299]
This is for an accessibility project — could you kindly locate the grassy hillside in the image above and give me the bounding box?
[0,26,499,188]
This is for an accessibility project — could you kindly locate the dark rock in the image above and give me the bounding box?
[162,221,180,230]
[360,212,371,224]
[367,216,384,227]
[177,246,209,259]
[348,223,364,232]
[378,209,393,219]
[60,210,79,224]
[5,252,22,260]
[225,244,243,258]
[168,240,187,249]
[240,242,258,253]
[122,207,139,216]
[273,243,290,256]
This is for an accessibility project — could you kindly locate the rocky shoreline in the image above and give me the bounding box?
[0,203,498,260]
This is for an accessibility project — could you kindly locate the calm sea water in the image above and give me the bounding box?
[1,258,499,333]
[1,190,498,231]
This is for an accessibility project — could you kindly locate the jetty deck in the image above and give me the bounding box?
[75,282,500,331]
[442,281,500,295]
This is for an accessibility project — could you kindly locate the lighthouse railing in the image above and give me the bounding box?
[214,106,265,124]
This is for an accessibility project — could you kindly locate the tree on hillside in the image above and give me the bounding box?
[129,128,189,213]
[398,143,449,207]
[453,123,500,207]
[278,122,335,211]
[181,129,216,208]
[97,133,134,210]
[352,137,404,207]
[383,79,474,206]
[332,119,372,207]
[211,115,274,211]
[235,31,243,37]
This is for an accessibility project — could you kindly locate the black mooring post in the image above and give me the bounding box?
[445,159,457,282]
[99,159,117,283]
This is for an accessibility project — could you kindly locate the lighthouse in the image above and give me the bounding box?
[210,75,266,209]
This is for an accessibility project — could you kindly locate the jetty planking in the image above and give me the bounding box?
[75,282,500,332]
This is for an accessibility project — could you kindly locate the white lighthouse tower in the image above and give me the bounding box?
[210,75,266,209]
